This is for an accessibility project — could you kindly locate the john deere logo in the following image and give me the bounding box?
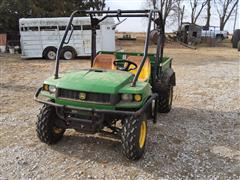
[79,92,86,100]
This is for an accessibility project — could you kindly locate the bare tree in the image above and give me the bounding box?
[189,0,208,24]
[214,0,239,30]
[147,0,178,29]
[233,0,238,30]
[175,0,185,30]
[205,0,211,27]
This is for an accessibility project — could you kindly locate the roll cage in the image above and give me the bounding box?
[54,9,165,87]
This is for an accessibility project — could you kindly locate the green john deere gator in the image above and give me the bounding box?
[34,9,176,160]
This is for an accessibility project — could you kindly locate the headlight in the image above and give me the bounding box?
[43,84,49,91]
[134,94,142,102]
[79,92,86,100]
[121,94,133,102]
[48,85,56,93]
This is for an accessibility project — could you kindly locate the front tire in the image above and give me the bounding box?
[43,47,57,60]
[121,115,147,160]
[36,105,65,144]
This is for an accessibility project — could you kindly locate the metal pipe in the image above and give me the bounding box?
[90,15,97,67]
[131,10,153,87]
[102,14,149,18]
[156,12,165,74]
[54,10,80,79]
[85,10,151,14]
[154,30,161,80]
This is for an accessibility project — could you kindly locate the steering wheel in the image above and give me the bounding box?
[113,60,138,71]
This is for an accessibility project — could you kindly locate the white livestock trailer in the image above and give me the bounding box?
[19,17,115,59]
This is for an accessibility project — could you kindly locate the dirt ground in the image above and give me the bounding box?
[0,46,239,179]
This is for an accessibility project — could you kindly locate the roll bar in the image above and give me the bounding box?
[54,9,165,87]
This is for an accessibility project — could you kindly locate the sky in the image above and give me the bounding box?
[105,0,240,33]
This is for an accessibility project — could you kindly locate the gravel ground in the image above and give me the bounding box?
[0,47,239,179]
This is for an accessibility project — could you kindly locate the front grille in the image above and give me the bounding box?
[86,92,110,103]
[58,88,113,104]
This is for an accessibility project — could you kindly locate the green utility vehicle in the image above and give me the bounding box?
[34,10,176,160]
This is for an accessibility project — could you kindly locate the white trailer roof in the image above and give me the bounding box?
[19,17,115,27]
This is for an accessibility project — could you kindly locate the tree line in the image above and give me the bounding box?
[148,0,239,31]
[0,0,238,33]
[0,0,105,32]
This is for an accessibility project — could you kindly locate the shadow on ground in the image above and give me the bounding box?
[50,107,239,177]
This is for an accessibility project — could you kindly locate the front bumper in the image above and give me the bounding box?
[34,87,158,117]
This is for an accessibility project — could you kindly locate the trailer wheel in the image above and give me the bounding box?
[121,114,147,160]
[61,46,76,60]
[43,47,57,60]
[36,104,65,144]
[157,85,173,113]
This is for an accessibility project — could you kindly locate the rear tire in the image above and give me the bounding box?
[36,104,65,144]
[157,85,173,113]
[121,114,147,160]
[61,46,76,60]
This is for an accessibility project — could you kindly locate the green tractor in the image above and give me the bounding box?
[34,10,176,160]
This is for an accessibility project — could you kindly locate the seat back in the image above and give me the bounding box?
[127,56,151,82]
[92,54,116,70]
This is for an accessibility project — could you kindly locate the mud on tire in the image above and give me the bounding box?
[36,104,65,144]
[121,115,147,160]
